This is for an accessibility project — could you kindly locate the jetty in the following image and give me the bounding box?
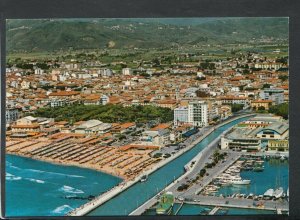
[209,207,220,215]
[174,202,184,215]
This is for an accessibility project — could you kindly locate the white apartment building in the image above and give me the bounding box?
[174,101,208,127]
[122,68,132,75]
[174,107,189,126]
[100,95,110,105]
[259,88,284,105]
[188,101,208,127]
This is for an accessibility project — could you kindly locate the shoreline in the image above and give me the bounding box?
[67,113,255,216]
[6,153,124,180]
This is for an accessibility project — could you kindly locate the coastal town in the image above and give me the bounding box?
[6,18,289,216]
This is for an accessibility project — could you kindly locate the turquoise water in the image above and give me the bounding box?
[88,117,251,216]
[6,154,122,217]
[216,159,288,196]
[216,207,275,215]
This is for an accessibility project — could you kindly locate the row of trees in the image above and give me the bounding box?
[33,104,174,124]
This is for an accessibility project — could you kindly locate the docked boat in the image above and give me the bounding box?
[253,165,264,172]
[231,179,251,185]
[263,188,274,199]
[247,193,254,199]
[280,155,286,161]
[273,187,284,199]
[156,192,174,215]
[140,174,148,182]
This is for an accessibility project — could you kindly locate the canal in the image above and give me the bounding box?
[88,116,251,216]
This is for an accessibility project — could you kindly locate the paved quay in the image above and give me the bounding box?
[183,195,289,211]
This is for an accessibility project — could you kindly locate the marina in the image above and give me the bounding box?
[132,141,288,216]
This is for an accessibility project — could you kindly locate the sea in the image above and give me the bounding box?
[5,154,122,217]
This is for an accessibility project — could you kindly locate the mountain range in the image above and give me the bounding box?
[6,17,288,52]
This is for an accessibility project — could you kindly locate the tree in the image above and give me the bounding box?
[278,75,288,82]
[152,58,160,67]
[262,84,271,89]
[269,103,288,119]
[231,104,244,113]
[257,106,265,111]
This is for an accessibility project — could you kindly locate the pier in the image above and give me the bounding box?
[174,202,184,215]
[209,207,220,215]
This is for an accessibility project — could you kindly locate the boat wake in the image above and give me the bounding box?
[52,204,74,214]
[26,178,45,184]
[25,169,85,178]
[59,185,84,194]
[6,163,22,170]
[6,173,22,181]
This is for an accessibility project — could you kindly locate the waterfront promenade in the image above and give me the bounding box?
[68,114,254,216]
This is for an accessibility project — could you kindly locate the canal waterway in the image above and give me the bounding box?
[88,117,251,216]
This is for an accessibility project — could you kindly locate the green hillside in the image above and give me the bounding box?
[6,18,288,53]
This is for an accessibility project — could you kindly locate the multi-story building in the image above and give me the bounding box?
[188,101,208,127]
[50,99,70,108]
[267,139,289,152]
[259,88,284,105]
[122,68,132,76]
[6,107,20,124]
[174,107,189,126]
[251,100,273,110]
[174,101,208,127]
[221,128,262,151]
[100,95,110,105]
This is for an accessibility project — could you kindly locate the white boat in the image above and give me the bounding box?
[280,155,286,161]
[273,187,284,199]
[264,188,274,199]
[231,179,251,185]
[287,188,289,197]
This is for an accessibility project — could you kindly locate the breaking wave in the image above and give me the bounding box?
[6,173,22,181]
[26,178,45,184]
[59,185,84,194]
[52,205,73,214]
[25,169,85,178]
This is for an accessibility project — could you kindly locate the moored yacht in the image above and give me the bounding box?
[231,179,251,185]
[273,187,284,199]
[264,188,274,199]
